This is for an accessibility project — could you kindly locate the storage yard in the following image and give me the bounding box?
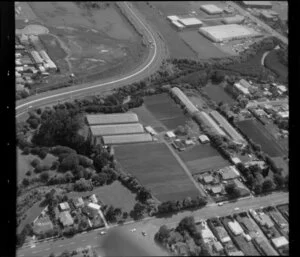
[115,142,201,202]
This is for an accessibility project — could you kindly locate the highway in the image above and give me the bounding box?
[227,1,288,45]
[17,191,288,257]
[16,2,167,119]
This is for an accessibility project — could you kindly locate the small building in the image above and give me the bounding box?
[228,221,244,235]
[73,197,84,208]
[59,202,70,212]
[59,211,74,227]
[277,85,287,93]
[234,82,250,95]
[171,20,185,30]
[210,185,222,195]
[277,111,289,119]
[215,226,231,243]
[90,194,98,204]
[145,126,157,135]
[199,134,210,143]
[271,236,289,249]
[231,157,241,165]
[200,4,223,14]
[185,139,194,146]
[167,15,180,22]
[203,175,214,184]
[166,131,176,138]
[87,202,101,211]
[213,241,223,252]
[178,17,202,28]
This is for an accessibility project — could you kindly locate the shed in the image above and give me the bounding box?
[166,131,176,138]
[199,134,210,143]
[87,202,101,210]
[203,175,213,184]
[271,236,289,249]
[231,157,241,165]
[228,221,244,235]
[59,202,70,211]
[213,241,223,252]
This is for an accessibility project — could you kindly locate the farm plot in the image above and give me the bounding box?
[203,84,236,105]
[67,181,136,213]
[236,119,285,157]
[178,144,230,174]
[115,142,200,202]
[179,31,231,59]
[144,93,190,131]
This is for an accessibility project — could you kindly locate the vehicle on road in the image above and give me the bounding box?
[218,203,224,206]
[100,231,107,235]
[234,207,240,211]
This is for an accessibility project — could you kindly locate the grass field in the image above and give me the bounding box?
[271,156,289,176]
[115,142,200,202]
[179,31,231,59]
[264,50,288,83]
[203,84,236,105]
[144,93,189,131]
[67,181,136,213]
[236,119,285,157]
[178,144,230,175]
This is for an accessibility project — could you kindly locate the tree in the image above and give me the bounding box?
[211,70,225,84]
[137,187,152,203]
[122,212,128,220]
[25,170,32,176]
[105,206,117,223]
[262,178,275,192]
[174,125,187,136]
[155,225,170,244]
[64,171,74,183]
[31,158,41,168]
[225,183,241,199]
[131,202,146,220]
[74,178,93,192]
[94,151,111,172]
[91,173,107,186]
[273,173,285,189]
[22,178,30,186]
[59,153,79,172]
[40,171,50,182]
[176,216,197,237]
[27,118,39,129]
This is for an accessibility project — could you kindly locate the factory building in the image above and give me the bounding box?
[241,1,272,9]
[222,15,245,24]
[172,20,185,30]
[200,4,223,15]
[30,50,43,64]
[90,124,145,137]
[178,17,203,28]
[39,50,57,71]
[199,24,259,43]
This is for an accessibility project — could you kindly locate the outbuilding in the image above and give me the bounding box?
[271,236,289,249]
[166,131,176,138]
[199,134,210,143]
[200,4,223,14]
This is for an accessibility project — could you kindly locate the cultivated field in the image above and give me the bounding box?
[115,142,200,202]
[203,84,236,104]
[22,2,147,89]
[236,119,285,157]
[178,144,230,174]
[68,181,136,213]
[179,31,231,59]
[144,93,190,131]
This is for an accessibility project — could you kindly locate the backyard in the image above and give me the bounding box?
[178,144,230,175]
[115,142,200,202]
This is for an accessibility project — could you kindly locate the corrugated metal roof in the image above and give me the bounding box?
[103,133,152,145]
[86,113,139,125]
[90,123,144,136]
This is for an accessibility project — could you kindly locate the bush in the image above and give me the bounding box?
[25,170,32,176]
[51,160,60,170]
[38,149,48,160]
[27,118,39,129]
[40,171,50,183]
[59,153,80,172]
[22,178,30,186]
[31,158,41,168]
[74,178,93,192]
[22,147,31,155]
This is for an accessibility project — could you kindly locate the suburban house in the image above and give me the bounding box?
[59,211,74,227]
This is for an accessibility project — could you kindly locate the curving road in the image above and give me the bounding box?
[16,2,167,118]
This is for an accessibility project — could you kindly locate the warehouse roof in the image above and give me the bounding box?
[200,4,223,14]
[171,87,199,114]
[87,202,101,210]
[228,221,244,235]
[90,123,144,136]
[103,133,152,145]
[178,17,202,26]
[199,24,258,42]
[86,113,139,125]
[172,20,185,29]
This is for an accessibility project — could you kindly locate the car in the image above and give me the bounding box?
[218,203,224,206]
[100,231,107,235]
[130,228,136,232]
[142,231,147,236]
[234,207,240,211]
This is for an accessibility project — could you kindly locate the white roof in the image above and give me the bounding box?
[90,194,98,203]
[201,4,223,14]
[199,135,210,142]
[271,236,289,248]
[145,126,157,135]
[234,83,250,95]
[277,85,287,92]
[243,1,272,7]
[178,17,202,26]
[228,221,244,235]
[90,123,144,136]
[199,24,257,42]
[86,113,139,125]
[278,111,289,118]
[167,15,179,21]
[59,202,70,210]
[172,20,185,28]
[231,157,241,164]
[103,133,152,145]
[166,131,176,138]
[87,202,101,210]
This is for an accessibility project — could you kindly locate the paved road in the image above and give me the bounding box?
[16,1,167,119]
[17,191,288,257]
[227,1,288,45]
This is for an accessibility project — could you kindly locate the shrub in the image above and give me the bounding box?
[50,160,60,170]
[59,153,79,172]
[25,170,32,176]
[22,178,30,186]
[27,118,39,129]
[31,158,41,168]
[38,149,48,159]
[22,147,31,155]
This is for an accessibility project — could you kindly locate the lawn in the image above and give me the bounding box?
[17,148,58,182]
[264,50,288,83]
[203,84,236,105]
[179,31,231,59]
[67,181,136,213]
[236,119,285,157]
[179,144,230,174]
[115,142,200,202]
[144,93,189,130]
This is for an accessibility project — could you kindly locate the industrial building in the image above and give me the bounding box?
[209,111,245,144]
[271,236,289,249]
[39,50,57,70]
[30,50,43,64]
[200,4,223,14]
[241,1,272,9]
[171,20,185,30]
[86,113,139,125]
[199,24,259,42]
[167,15,179,21]
[194,111,227,137]
[222,15,245,24]
[170,87,199,114]
[90,123,145,137]
[102,133,152,145]
[178,17,202,28]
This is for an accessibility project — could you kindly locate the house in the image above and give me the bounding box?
[73,197,84,208]
[231,157,241,165]
[59,211,74,227]
[228,250,244,256]
[87,202,101,211]
[59,202,70,212]
[210,185,223,195]
[185,139,194,146]
[166,131,176,138]
[90,194,98,204]
[228,221,244,235]
[203,175,214,184]
[33,215,53,234]
[199,134,210,143]
[215,226,231,243]
[213,241,223,252]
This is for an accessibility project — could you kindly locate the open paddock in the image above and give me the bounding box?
[236,119,285,157]
[115,142,200,202]
[203,84,236,104]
